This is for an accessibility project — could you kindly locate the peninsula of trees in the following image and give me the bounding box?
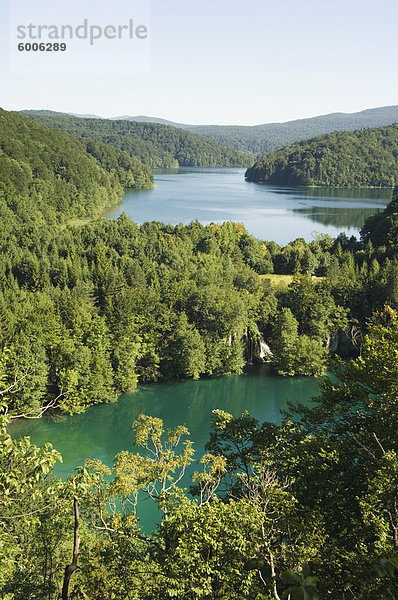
[245,123,398,187]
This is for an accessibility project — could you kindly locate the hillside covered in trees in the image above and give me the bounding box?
[361,193,398,247]
[0,108,153,225]
[245,123,398,187]
[22,110,253,168]
[108,105,398,154]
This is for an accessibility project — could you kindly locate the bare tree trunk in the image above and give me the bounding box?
[62,496,80,600]
[269,549,281,600]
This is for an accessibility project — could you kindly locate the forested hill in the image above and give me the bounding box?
[189,105,398,154]
[106,105,398,154]
[0,108,153,225]
[22,110,253,168]
[245,124,398,188]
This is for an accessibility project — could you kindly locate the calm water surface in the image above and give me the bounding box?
[11,367,320,531]
[106,168,392,245]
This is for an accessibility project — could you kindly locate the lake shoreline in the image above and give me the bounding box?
[106,167,392,245]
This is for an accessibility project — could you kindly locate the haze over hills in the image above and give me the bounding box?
[111,115,188,128]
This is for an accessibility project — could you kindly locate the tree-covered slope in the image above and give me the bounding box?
[0,108,153,224]
[22,111,253,168]
[190,105,398,153]
[245,124,398,187]
[108,105,398,154]
[361,188,398,247]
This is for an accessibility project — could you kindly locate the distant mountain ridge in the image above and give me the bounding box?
[111,115,188,127]
[107,106,398,154]
[21,111,253,168]
[22,105,398,157]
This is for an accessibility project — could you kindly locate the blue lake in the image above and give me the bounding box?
[106,167,392,245]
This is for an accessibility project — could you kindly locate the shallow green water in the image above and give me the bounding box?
[106,167,392,245]
[11,367,320,530]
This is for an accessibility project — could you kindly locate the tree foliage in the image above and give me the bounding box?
[0,108,153,225]
[184,105,398,154]
[2,311,398,599]
[246,124,398,188]
[23,111,253,168]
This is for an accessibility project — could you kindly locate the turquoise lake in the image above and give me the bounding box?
[11,366,321,531]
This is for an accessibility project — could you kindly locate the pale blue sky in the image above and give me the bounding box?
[1,0,397,124]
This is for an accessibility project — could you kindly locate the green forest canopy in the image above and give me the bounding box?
[361,193,398,247]
[111,104,398,154]
[0,107,153,224]
[22,110,254,168]
[245,123,398,188]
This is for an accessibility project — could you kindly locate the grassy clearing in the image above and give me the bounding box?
[259,274,294,287]
[259,274,324,288]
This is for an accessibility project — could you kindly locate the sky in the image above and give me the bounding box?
[0,0,397,125]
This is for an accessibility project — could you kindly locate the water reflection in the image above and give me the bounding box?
[106,168,392,244]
